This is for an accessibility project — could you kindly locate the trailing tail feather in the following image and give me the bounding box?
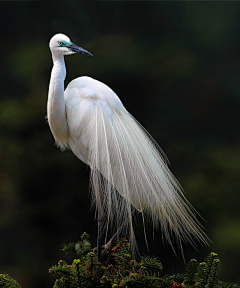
[83,102,210,254]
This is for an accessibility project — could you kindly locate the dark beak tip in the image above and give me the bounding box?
[70,44,93,57]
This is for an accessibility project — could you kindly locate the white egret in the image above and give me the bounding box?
[47,33,210,261]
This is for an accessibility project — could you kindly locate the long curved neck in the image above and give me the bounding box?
[47,54,69,146]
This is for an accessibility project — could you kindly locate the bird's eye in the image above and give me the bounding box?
[58,42,63,46]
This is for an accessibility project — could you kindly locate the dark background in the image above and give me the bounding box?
[0,1,240,287]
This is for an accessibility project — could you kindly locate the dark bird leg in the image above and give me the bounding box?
[93,171,104,262]
[101,209,137,259]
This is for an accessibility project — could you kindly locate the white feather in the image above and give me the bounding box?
[48,34,210,257]
[64,76,210,254]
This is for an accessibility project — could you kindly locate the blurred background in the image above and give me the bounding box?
[0,1,240,287]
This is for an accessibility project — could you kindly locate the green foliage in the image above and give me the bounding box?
[183,259,199,286]
[217,281,240,288]
[196,252,220,288]
[183,252,240,288]
[0,234,239,288]
[140,255,163,276]
[0,273,21,288]
[49,234,240,288]
[61,232,91,261]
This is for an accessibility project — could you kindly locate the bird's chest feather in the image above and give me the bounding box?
[65,92,114,162]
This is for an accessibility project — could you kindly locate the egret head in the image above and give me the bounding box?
[49,33,93,57]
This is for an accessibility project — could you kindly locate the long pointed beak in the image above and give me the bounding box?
[69,43,93,56]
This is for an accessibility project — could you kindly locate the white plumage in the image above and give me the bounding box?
[47,33,210,258]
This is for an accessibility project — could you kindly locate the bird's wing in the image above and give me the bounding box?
[64,76,125,164]
[65,76,210,253]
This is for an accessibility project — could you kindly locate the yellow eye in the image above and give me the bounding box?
[58,42,63,46]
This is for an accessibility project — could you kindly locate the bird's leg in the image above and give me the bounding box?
[101,209,137,259]
[93,171,104,262]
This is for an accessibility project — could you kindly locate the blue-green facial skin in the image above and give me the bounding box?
[58,40,72,47]
[58,40,93,56]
